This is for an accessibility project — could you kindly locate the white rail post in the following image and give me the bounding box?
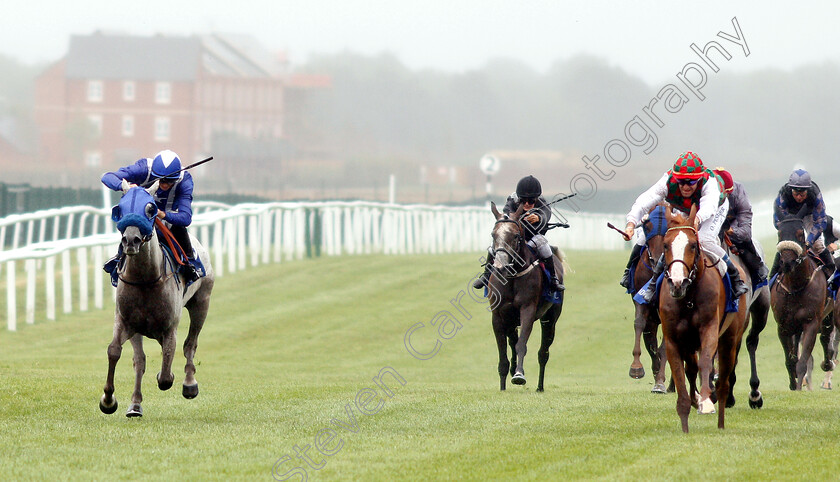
[7,260,16,331]
[78,247,89,311]
[62,250,72,313]
[46,256,56,321]
[25,259,35,325]
[93,245,103,309]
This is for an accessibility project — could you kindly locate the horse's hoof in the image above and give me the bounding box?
[99,394,118,415]
[821,380,832,390]
[183,383,199,399]
[697,398,716,414]
[511,373,526,385]
[726,395,736,409]
[822,360,836,372]
[629,366,645,379]
[748,391,763,409]
[156,372,173,391]
[126,403,143,418]
[651,383,667,394]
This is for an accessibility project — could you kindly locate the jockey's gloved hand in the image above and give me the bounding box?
[524,212,540,224]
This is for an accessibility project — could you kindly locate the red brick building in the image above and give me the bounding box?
[34,32,328,190]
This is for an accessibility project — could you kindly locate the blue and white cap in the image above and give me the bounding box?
[151,150,182,181]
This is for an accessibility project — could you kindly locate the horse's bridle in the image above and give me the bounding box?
[492,216,534,278]
[664,225,699,286]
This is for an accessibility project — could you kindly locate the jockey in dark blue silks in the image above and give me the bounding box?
[770,168,833,279]
[102,149,199,282]
[472,175,564,293]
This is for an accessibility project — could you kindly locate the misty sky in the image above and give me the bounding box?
[6,1,840,85]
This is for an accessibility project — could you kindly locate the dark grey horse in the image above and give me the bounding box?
[99,180,215,417]
[486,202,564,391]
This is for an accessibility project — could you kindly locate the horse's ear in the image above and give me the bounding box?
[146,180,160,195]
[111,206,121,222]
[512,204,525,221]
[796,203,809,219]
[491,202,501,220]
[120,179,131,194]
[662,203,672,224]
[687,203,698,226]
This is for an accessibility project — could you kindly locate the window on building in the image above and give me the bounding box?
[123,81,135,101]
[122,115,134,137]
[87,80,103,102]
[155,82,172,104]
[87,114,103,138]
[155,116,171,141]
[84,151,102,167]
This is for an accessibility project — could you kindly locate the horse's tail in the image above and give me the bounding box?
[551,246,571,276]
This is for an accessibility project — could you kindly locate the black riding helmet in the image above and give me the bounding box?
[516,175,542,199]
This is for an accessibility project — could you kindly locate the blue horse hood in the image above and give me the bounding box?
[113,185,157,236]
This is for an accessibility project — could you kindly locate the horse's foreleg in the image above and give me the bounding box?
[182,298,210,399]
[493,313,510,391]
[100,322,131,414]
[536,316,558,392]
[664,336,691,433]
[819,312,836,373]
[796,323,819,390]
[630,305,646,379]
[126,334,145,417]
[697,323,718,414]
[157,331,177,391]
[512,306,537,385]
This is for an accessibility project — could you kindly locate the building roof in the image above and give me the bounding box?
[65,31,287,81]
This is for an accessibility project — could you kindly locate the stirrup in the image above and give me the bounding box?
[550,277,565,292]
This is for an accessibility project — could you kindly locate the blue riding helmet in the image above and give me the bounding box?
[151,150,182,181]
[788,169,811,189]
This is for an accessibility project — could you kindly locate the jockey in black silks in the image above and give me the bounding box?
[473,175,564,293]
[102,149,200,282]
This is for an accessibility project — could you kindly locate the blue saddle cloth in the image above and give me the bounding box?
[633,271,739,313]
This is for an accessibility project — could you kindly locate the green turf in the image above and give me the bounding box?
[1,250,839,481]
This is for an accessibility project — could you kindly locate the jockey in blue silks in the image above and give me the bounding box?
[102,149,199,282]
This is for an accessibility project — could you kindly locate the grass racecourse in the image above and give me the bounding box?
[3,249,840,481]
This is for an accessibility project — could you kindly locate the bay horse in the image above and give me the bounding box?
[99,180,215,417]
[627,206,668,394]
[659,205,748,432]
[486,202,564,391]
[771,210,838,390]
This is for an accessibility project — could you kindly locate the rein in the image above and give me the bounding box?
[117,221,183,287]
[491,216,535,279]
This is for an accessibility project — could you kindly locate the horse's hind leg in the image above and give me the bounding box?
[536,315,558,392]
[100,321,131,414]
[126,334,146,417]
[183,291,212,399]
[819,311,836,376]
[747,299,769,407]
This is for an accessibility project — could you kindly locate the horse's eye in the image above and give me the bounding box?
[145,203,157,219]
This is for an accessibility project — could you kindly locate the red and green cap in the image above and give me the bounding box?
[669,151,705,179]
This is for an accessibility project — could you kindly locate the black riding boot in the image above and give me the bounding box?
[171,225,199,282]
[769,251,781,280]
[620,244,644,289]
[473,253,495,289]
[641,254,665,302]
[103,244,124,273]
[725,256,749,298]
[738,244,768,284]
[542,256,565,292]
[818,249,835,279]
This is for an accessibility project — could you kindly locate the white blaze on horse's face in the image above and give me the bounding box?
[669,231,690,285]
[493,223,518,269]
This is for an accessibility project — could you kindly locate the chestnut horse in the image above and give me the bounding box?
[486,202,564,391]
[771,211,838,390]
[627,206,668,394]
[659,205,748,432]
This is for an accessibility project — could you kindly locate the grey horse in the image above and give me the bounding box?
[99,179,215,417]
